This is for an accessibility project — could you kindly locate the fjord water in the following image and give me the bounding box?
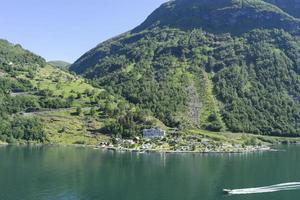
[0,145,300,200]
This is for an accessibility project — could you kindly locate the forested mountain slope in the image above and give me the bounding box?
[134,0,300,34]
[264,0,300,18]
[0,39,164,143]
[70,0,300,136]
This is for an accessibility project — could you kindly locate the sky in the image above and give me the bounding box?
[0,0,167,63]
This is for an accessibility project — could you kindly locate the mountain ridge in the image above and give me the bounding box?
[133,0,300,35]
[70,0,300,136]
[264,0,300,18]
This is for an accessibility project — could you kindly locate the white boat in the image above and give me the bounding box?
[223,189,232,194]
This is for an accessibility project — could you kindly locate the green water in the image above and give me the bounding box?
[0,145,300,200]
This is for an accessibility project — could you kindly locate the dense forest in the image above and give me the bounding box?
[0,39,46,142]
[70,0,300,136]
[264,0,300,18]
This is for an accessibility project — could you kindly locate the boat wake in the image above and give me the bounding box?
[226,182,300,195]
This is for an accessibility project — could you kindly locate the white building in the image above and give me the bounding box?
[143,128,166,139]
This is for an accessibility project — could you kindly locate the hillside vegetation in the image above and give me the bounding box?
[134,0,300,35]
[70,0,300,136]
[0,39,165,144]
[264,0,300,18]
[47,60,70,70]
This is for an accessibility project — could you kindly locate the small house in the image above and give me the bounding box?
[143,128,166,139]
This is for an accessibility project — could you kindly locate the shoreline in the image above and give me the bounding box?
[2,133,300,154]
[0,140,274,154]
[94,143,273,154]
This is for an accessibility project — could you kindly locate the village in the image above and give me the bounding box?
[96,128,272,153]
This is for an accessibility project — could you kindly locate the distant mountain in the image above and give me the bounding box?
[47,60,70,70]
[70,0,300,136]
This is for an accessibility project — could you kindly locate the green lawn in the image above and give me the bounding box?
[31,65,103,98]
[37,109,110,145]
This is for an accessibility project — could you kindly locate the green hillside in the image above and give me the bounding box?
[70,0,300,136]
[134,0,300,35]
[0,39,165,144]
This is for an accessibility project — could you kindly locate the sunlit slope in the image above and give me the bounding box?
[71,0,300,136]
[0,39,166,143]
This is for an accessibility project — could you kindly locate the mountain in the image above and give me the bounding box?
[134,0,300,35]
[0,39,164,144]
[47,60,70,70]
[264,0,300,18]
[0,39,45,68]
[70,0,300,136]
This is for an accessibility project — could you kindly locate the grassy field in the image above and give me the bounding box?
[188,129,300,146]
[31,65,103,99]
[37,109,107,145]
[12,65,111,144]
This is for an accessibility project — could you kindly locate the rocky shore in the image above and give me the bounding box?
[95,134,272,153]
[0,141,8,145]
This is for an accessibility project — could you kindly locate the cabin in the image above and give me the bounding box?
[142,128,166,139]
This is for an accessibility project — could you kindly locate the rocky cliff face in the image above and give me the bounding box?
[265,0,300,18]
